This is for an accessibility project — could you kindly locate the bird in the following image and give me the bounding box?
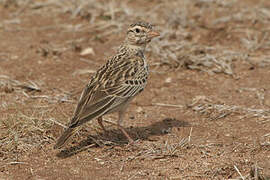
[54,21,160,149]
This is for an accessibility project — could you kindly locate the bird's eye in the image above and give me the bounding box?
[135,28,140,33]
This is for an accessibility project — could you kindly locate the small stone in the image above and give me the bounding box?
[165,77,172,83]
[80,47,95,56]
[136,106,143,113]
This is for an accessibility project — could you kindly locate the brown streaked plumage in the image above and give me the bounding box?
[54,22,159,149]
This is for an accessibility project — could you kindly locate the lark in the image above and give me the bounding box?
[54,22,159,149]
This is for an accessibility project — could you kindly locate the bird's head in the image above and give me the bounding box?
[125,22,159,50]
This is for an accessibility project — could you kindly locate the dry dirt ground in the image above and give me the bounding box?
[0,0,270,179]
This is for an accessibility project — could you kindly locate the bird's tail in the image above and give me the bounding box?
[54,127,78,149]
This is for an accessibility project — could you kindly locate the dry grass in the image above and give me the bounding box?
[2,0,270,74]
[0,75,41,92]
[188,95,270,123]
[0,105,55,161]
[141,128,192,159]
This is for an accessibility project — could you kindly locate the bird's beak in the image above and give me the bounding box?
[147,30,160,38]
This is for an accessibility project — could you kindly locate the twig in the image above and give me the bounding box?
[172,174,206,179]
[152,103,184,108]
[254,161,258,180]
[103,119,117,126]
[88,136,103,147]
[6,161,28,165]
[127,173,137,180]
[188,127,193,145]
[17,80,41,92]
[234,165,245,180]
[47,118,67,128]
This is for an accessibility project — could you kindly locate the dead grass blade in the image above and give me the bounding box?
[0,75,41,92]
[152,103,184,108]
[188,96,270,123]
[234,165,245,180]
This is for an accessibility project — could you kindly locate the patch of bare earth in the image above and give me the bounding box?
[0,0,269,179]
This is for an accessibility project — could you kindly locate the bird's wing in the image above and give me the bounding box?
[68,55,148,128]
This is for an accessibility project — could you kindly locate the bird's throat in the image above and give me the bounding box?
[125,44,146,53]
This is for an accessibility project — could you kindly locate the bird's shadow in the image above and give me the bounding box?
[56,118,190,158]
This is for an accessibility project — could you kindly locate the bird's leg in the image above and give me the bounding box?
[118,110,134,144]
[97,116,107,132]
